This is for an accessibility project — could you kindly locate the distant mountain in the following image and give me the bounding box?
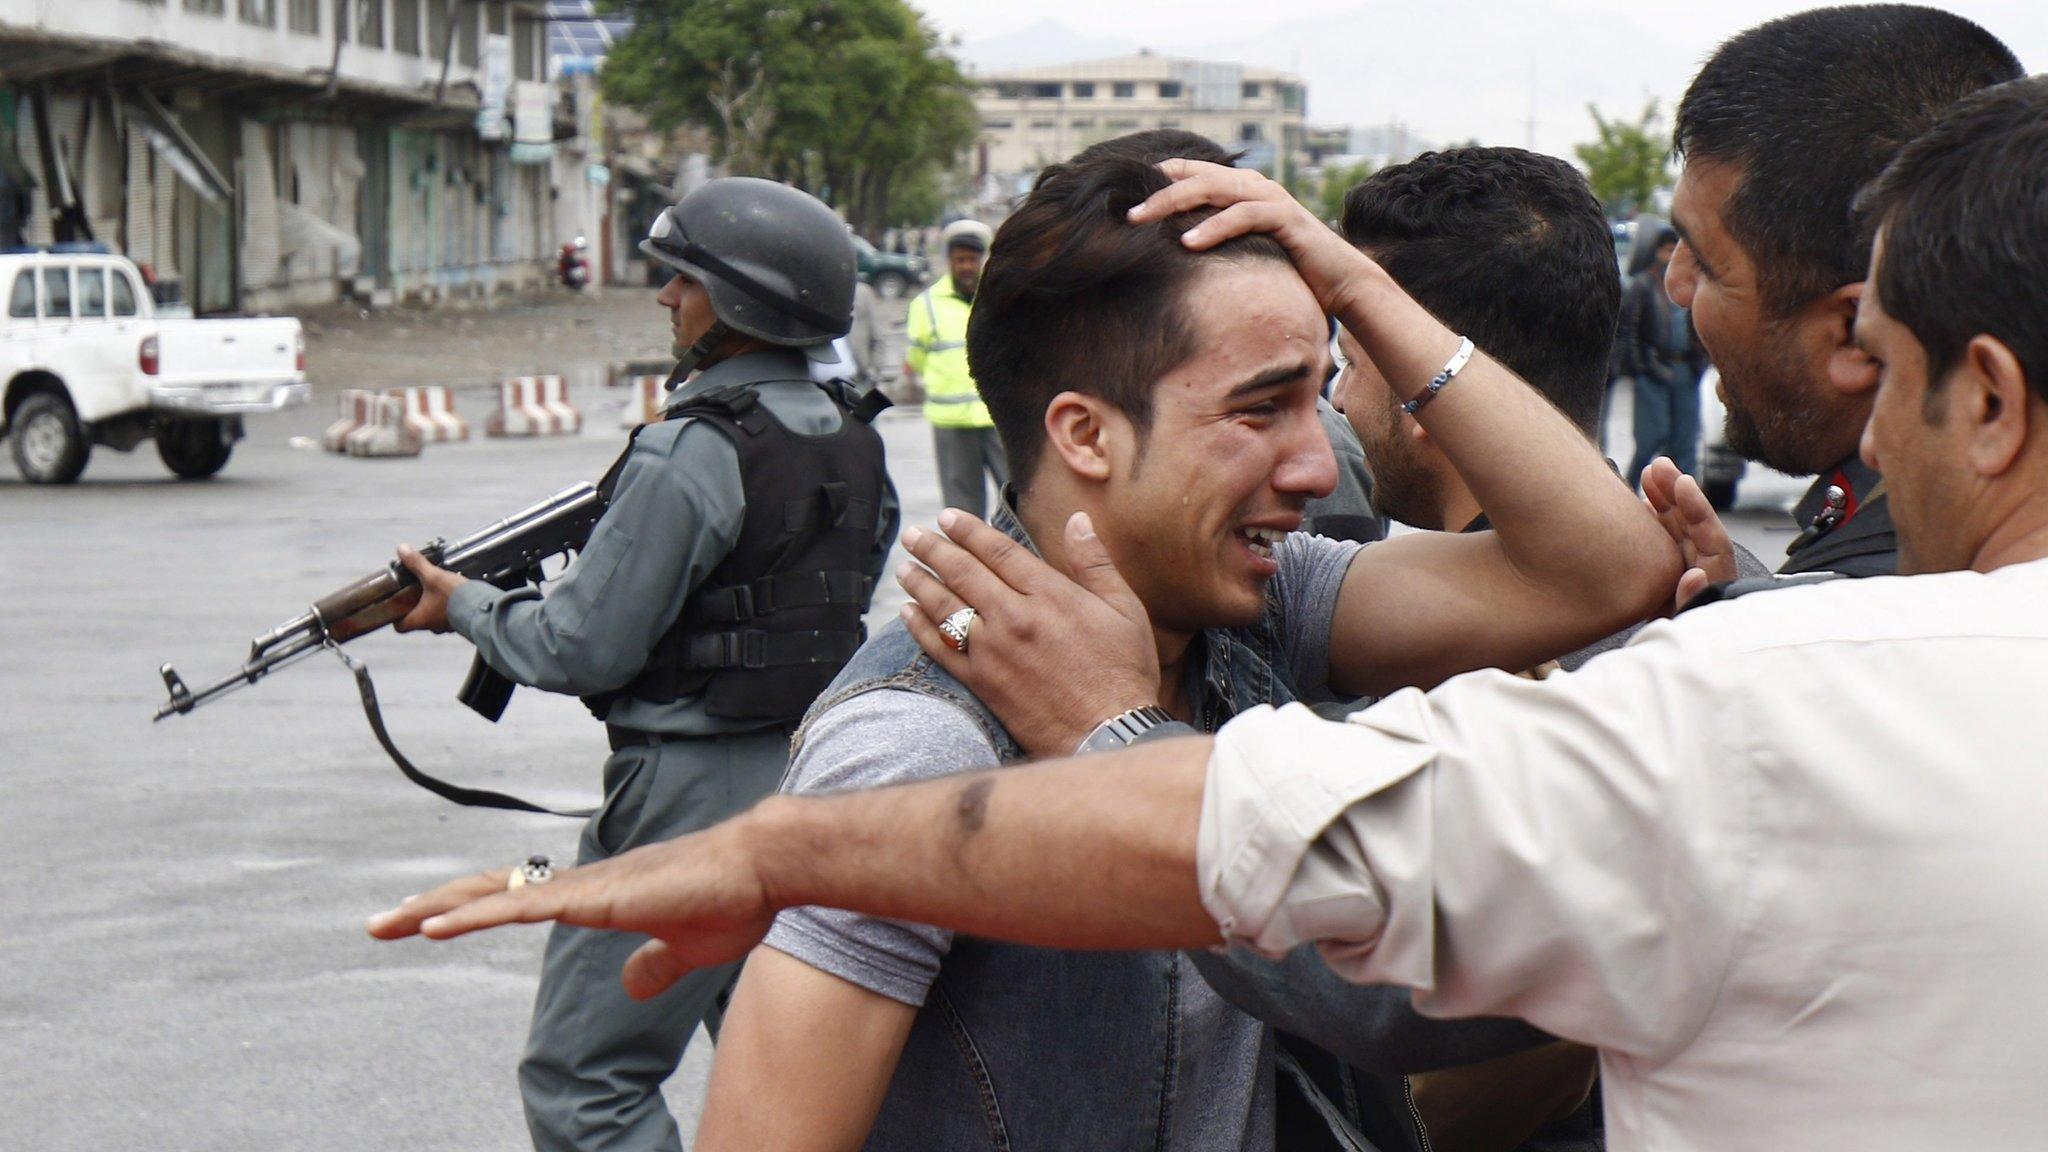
[952,19,1140,75]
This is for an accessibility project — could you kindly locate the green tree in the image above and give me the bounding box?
[1316,161,1375,224]
[599,0,978,233]
[1575,100,1672,217]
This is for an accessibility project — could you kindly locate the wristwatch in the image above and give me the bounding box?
[1074,706,1176,756]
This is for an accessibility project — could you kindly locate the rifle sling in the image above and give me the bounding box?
[330,644,596,819]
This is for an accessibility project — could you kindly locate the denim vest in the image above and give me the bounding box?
[789,500,1297,1150]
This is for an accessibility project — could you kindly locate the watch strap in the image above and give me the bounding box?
[1075,705,1175,756]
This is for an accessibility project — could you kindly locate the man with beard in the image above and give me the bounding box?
[1667,3,2020,577]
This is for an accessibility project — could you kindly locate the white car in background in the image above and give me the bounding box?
[0,247,306,484]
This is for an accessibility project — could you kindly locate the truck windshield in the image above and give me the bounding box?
[8,272,32,318]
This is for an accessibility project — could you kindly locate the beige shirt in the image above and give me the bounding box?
[1199,559,2048,1151]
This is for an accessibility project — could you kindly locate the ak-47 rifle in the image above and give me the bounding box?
[152,483,607,815]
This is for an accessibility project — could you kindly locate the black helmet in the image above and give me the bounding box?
[640,178,857,359]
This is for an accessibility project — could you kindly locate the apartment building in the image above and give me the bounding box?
[0,0,608,311]
[971,52,1307,192]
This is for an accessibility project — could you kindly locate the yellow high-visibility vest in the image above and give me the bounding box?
[905,276,991,429]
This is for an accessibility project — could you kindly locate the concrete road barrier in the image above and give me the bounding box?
[345,394,425,457]
[620,374,667,428]
[389,385,470,442]
[321,389,376,453]
[485,375,582,437]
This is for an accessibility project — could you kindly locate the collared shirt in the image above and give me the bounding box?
[1199,559,2048,1151]
[449,348,898,735]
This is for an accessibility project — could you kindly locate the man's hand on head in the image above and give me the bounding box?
[899,509,1162,758]
[1127,159,1381,320]
[393,544,468,634]
[365,817,778,1001]
[1640,457,1738,613]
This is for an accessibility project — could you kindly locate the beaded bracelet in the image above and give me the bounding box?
[1401,336,1476,415]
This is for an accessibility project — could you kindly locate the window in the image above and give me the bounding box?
[1158,82,1182,98]
[983,120,1014,130]
[288,0,318,33]
[334,0,348,39]
[1242,82,1262,99]
[1070,118,1093,129]
[457,0,478,66]
[42,268,72,320]
[1240,122,1264,143]
[393,0,420,53]
[992,83,1022,99]
[1072,82,1094,98]
[184,0,225,14]
[357,0,384,46]
[1112,82,1135,98]
[1030,120,1056,130]
[237,0,276,25]
[76,267,107,318]
[1029,83,1060,99]
[112,273,138,318]
[8,273,35,319]
[426,0,448,58]
[1158,119,1180,129]
[486,0,505,34]
[1106,119,1139,130]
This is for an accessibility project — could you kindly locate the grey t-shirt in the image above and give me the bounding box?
[762,531,1363,1151]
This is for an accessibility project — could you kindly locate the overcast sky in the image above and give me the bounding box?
[911,0,2046,161]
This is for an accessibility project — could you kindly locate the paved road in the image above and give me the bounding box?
[1,290,1815,1150]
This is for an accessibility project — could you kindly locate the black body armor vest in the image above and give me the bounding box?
[585,379,889,724]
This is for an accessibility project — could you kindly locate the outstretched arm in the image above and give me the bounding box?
[367,736,1219,995]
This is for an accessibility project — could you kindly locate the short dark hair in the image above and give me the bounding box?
[1860,76,2048,407]
[1674,4,2020,317]
[1341,147,1620,432]
[1067,128,1244,169]
[967,148,1289,488]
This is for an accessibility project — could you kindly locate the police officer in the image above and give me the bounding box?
[905,218,1006,518]
[393,177,897,1152]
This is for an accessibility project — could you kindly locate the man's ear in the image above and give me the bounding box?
[1044,391,1120,483]
[1960,333,2033,480]
[1819,281,1881,398]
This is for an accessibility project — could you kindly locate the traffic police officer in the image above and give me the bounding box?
[394,177,897,1152]
[905,218,1005,518]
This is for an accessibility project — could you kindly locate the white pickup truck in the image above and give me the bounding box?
[0,248,307,483]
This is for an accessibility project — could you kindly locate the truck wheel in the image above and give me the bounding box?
[874,271,908,301]
[9,391,91,484]
[157,418,235,480]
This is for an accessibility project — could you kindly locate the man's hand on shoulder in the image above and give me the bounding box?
[899,509,1160,758]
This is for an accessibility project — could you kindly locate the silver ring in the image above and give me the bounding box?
[937,607,977,654]
[508,854,554,890]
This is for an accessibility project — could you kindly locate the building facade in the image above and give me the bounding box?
[0,0,610,312]
[970,52,1307,195]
